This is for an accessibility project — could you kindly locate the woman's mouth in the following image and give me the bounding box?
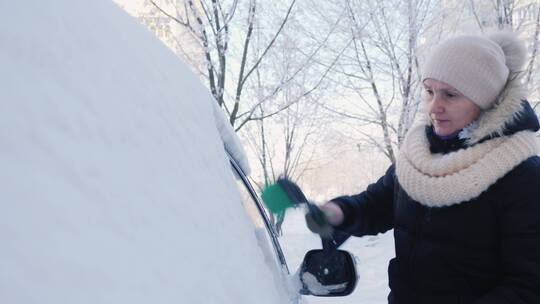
[434,119,449,124]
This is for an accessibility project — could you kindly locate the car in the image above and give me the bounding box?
[228,148,358,300]
[0,0,356,303]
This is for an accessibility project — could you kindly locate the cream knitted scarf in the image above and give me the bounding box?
[396,124,539,207]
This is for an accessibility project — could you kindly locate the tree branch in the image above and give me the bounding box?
[149,0,189,27]
[239,0,297,89]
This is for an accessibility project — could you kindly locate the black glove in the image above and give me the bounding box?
[305,204,333,239]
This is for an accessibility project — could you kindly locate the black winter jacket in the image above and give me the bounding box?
[333,101,540,304]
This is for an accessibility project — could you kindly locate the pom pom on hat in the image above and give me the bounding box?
[488,31,527,73]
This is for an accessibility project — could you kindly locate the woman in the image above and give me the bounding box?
[308,32,540,303]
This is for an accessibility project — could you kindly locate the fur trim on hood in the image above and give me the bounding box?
[461,74,527,145]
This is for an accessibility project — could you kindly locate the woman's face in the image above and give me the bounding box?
[424,78,481,136]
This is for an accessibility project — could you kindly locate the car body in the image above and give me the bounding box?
[0,1,355,303]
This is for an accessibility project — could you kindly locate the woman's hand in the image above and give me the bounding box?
[320,202,345,225]
[305,201,344,238]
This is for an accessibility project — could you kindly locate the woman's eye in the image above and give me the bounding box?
[446,93,456,98]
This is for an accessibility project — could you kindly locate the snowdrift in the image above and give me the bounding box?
[0,1,291,303]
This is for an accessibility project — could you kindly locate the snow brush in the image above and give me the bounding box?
[261,178,329,234]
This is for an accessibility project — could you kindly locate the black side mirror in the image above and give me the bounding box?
[298,249,358,297]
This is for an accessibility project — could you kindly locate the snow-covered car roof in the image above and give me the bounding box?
[0,1,293,303]
[211,100,251,175]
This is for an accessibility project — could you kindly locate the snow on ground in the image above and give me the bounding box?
[280,208,395,304]
[0,1,294,303]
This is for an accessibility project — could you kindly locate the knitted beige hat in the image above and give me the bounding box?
[422,32,527,110]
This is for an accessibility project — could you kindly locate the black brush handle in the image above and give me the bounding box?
[277,177,351,250]
[276,178,308,205]
[277,178,326,225]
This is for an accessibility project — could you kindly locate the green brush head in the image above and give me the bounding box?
[261,182,296,214]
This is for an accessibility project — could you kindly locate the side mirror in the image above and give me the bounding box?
[298,249,357,297]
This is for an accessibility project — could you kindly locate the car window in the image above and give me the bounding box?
[230,162,289,273]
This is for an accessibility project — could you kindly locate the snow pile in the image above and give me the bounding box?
[0,1,291,303]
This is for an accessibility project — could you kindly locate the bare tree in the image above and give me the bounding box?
[245,98,325,235]
[467,0,540,107]
[139,0,301,130]
[524,5,540,121]
[244,29,336,231]
[242,35,332,235]
[241,0,346,190]
[313,0,434,163]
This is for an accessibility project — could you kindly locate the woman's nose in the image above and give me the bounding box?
[429,94,445,114]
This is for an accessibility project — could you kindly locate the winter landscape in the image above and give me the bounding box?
[3,0,540,303]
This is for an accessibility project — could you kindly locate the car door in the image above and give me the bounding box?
[229,156,302,303]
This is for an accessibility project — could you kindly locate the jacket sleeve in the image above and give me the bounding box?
[473,157,540,304]
[331,164,395,237]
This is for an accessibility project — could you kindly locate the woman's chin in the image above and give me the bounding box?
[434,127,457,137]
